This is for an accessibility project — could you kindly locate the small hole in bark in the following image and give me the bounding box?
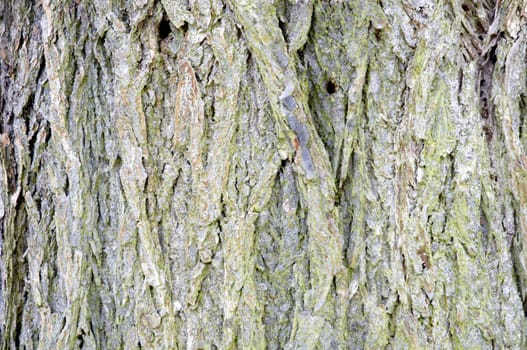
[158,16,172,39]
[181,21,188,34]
[119,10,129,24]
[326,80,337,94]
[373,28,382,41]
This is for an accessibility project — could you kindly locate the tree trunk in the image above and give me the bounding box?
[1,0,527,348]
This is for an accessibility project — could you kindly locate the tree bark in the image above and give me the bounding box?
[1,0,527,349]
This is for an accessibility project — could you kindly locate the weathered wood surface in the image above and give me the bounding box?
[1,0,527,349]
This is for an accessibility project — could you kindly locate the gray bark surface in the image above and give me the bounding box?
[1,0,527,349]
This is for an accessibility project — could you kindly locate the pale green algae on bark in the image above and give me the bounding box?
[1,0,527,349]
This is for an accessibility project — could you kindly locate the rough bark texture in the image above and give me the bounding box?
[1,0,527,349]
